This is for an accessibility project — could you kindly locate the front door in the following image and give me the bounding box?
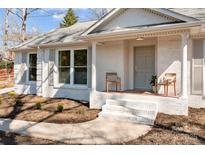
[134,46,155,90]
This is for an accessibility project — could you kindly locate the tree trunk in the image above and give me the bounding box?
[3,9,9,57]
[21,8,28,42]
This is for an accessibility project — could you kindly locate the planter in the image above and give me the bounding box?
[152,85,157,93]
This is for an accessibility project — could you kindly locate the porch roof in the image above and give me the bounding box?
[80,21,205,41]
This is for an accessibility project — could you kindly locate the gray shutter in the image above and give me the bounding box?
[192,59,203,94]
[48,49,55,86]
[21,52,27,83]
[192,40,203,94]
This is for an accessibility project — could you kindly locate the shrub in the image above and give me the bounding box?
[76,109,85,115]
[56,104,64,112]
[16,99,23,106]
[173,122,185,128]
[0,60,13,71]
[8,91,16,95]
[35,102,42,110]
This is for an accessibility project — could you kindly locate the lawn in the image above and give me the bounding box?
[126,107,205,145]
[0,93,100,124]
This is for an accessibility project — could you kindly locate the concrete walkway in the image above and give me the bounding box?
[0,118,151,144]
[0,87,14,94]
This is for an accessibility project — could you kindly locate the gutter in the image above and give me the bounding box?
[10,21,205,52]
[10,40,89,52]
[80,21,205,40]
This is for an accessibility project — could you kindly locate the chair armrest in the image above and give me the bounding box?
[117,77,121,82]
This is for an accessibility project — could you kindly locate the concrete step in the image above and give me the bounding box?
[102,104,156,119]
[98,111,154,125]
[98,98,158,125]
[106,99,157,110]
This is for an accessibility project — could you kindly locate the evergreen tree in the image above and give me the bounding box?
[60,9,78,28]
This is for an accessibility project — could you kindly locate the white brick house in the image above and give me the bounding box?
[11,9,205,124]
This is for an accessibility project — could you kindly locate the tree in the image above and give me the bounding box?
[8,8,39,41]
[3,9,10,54]
[60,9,78,28]
[89,8,112,20]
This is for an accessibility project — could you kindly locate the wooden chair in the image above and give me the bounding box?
[155,73,176,96]
[105,72,121,92]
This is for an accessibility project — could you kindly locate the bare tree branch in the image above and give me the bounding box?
[8,9,23,20]
[27,8,39,15]
[88,8,111,20]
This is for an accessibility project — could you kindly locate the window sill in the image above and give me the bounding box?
[26,81,37,85]
[54,84,88,90]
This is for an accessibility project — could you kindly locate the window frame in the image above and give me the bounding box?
[58,50,71,84]
[73,49,88,85]
[27,52,37,83]
[54,47,88,89]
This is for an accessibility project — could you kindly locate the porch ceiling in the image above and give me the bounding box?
[81,21,205,42]
[86,28,191,42]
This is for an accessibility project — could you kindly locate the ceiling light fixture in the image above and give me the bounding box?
[136,37,144,41]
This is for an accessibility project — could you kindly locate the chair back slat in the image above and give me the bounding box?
[106,72,118,82]
[165,73,176,83]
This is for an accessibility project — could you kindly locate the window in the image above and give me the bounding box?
[74,49,87,85]
[57,49,87,86]
[58,50,70,84]
[28,53,37,81]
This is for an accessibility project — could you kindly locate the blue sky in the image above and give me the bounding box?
[0,8,95,34]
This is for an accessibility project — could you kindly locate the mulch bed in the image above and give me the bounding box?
[126,107,205,145]
[0,130,63,145]
[0,93,100,124]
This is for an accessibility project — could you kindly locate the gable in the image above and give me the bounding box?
[92,9,184,33]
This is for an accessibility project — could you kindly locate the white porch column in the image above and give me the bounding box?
[181,33,189,99]
[202,39,205,99]
[91,42,97,91]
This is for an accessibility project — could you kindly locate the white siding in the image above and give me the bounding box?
[14,52,22,84]
[36,49,43,96]
[157,35,182,95]
[95,9,176,32]
[96,41,125,91]
[14,51,37,95]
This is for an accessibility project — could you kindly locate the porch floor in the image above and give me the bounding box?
[104,89,178,98]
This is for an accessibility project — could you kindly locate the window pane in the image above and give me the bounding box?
[74,49,87,66]
[74,68,87,84]
[29,54,37,67]
[59,68,70,84]
[29,68,37,81]
[59,50,70,66]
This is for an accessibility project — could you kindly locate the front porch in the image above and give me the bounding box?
[88,26,205,117]
[91,33,190,97]
[103,88,178,98]
[90,90,187,116]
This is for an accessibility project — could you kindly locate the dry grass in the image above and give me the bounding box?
[126,107,205,145]
[0,80,13,89]
[0,94,100,124]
